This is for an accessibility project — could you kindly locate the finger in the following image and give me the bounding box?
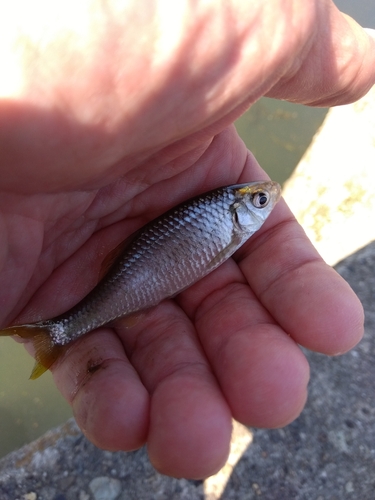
[115,301,232,479]
[178,259,309,428]
[51,329,150,452]
[233,149,364,354]
[237,199,364,354]
[267,4,375,106]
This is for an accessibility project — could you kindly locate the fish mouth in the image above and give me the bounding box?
[265,181,282,202]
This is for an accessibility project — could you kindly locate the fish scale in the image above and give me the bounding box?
[0,181,281,378]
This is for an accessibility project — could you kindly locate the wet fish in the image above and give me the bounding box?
[0,181,281,378]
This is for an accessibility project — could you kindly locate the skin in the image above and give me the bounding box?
[1,0,374,479]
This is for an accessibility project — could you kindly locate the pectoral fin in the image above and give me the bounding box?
[208,239,241,269]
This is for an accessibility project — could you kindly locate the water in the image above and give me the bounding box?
[235,99,328,184]
[0,0,374,459]
[0,338,72,457]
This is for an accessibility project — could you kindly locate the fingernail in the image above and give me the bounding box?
[364,27,375,40]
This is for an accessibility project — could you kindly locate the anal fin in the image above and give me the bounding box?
[113,311,145,330]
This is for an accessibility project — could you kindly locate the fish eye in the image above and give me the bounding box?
[252,191,269,208]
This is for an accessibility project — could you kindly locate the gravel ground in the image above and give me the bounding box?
[0,241,374,500]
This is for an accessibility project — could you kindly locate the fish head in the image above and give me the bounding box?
[230,181,281,234]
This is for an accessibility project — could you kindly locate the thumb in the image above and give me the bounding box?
[267,8,375,107]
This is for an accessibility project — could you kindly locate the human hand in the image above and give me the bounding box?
[1,0,374,478]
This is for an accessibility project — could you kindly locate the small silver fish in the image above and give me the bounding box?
[0,181,281,378]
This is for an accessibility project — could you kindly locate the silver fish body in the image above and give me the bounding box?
[0,181,280,378]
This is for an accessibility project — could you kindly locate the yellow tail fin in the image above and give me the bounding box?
[0,324,65,379]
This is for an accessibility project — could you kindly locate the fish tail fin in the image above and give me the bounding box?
[0,324,65,380]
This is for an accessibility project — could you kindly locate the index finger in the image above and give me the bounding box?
[237,197,364,354]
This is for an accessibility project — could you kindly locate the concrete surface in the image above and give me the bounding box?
[0,240,374,500]
[283,85,375,266]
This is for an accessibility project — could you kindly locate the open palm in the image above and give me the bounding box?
[1,0,374,478]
